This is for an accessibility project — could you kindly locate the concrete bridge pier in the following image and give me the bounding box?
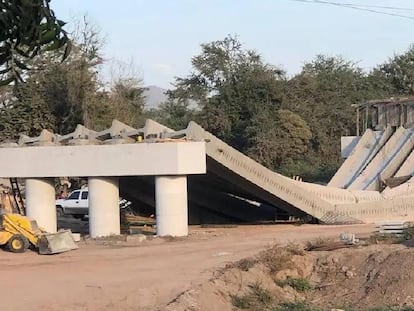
[25,178,57,233]
[155,176,188,236]
[89,177,120,238]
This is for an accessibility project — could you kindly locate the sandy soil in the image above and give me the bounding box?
[0,224,375,311]
[168,238,414,311]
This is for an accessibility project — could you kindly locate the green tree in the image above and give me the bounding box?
[170,35,285,152]
[246,107,312,170]
[107,78,146,128]
[370,45,414,95]
[0,17,103,137]
[151,99,195,130]
[167,36,316,175]
[0,87,54,140]
[0,0,70,85]
[283,55,374,180]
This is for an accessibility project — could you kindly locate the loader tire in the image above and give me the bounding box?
[57,207,64,217]
[7,234,29,253]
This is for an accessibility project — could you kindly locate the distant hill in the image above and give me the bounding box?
[143,85,168,110]
[143,85,198,110]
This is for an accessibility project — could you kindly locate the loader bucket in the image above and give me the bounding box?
[38,230,78,255]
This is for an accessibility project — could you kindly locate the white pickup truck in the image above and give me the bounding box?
[56,188,131,218]
[56,188,89,218]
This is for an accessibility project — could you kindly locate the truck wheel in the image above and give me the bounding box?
[7,234,29,253]
[57,207,64,217]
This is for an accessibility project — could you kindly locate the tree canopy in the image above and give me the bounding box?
[0,0,70,85]
[169,36,286,151]
[162,37,414,181]
[0,17,146,139]
[371,45,414,95]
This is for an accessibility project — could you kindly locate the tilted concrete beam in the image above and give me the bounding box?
[56,124,98,144]
[143,119,174,138]
[19,129,56,146]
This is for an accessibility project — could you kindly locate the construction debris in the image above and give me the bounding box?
[339,232,359,244]
[306,241,355,252]
[377,221,413,235]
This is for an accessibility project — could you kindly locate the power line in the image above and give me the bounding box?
[337,3,414,11]
[288,0,414,20]
[355,5,414,12]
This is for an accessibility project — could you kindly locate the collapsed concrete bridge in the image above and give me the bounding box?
[1,116,414,237]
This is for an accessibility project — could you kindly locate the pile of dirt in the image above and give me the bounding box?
[310,244,414,309]
[166,243,414,310]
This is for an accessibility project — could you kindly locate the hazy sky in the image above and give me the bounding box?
[52,1,414,88]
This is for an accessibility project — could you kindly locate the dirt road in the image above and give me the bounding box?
[0,224,375,311]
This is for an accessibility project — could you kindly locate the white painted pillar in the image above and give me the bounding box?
[89,177,120,238]
[25,178,56,233]
[155,176,188,236]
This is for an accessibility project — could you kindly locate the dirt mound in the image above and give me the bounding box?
[166,243,414,310]
[311,244,414,309]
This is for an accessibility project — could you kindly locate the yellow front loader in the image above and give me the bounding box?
[0,213,78,254]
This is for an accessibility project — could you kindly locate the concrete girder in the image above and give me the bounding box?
[349,127,414,191]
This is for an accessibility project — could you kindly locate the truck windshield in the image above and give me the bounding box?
[67,191,80,200]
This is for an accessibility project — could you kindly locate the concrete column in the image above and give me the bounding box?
[25,178,56,233]
[89,177,120,238]
[155,176,188,236]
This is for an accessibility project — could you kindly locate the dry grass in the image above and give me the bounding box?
[285,242,306,256]
[231,282,273,310]
[229,257,258,271]
[259,246,293,273]
[258,243,305,274]
[273,302,320,311]
[226,244,305,274]
[276,277,313,292]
